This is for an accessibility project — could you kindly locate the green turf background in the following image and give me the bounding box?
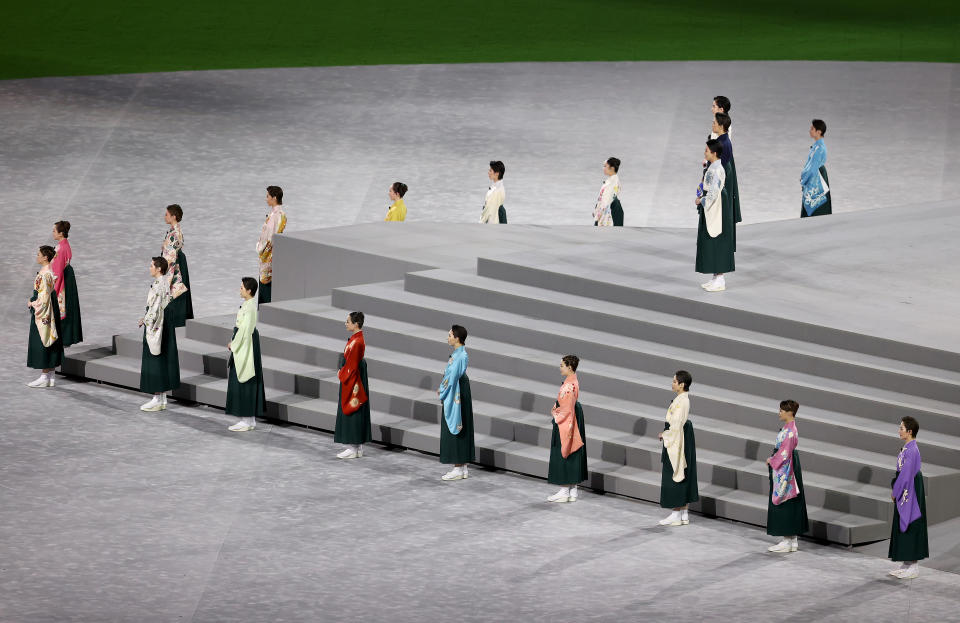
[3,0,959,80]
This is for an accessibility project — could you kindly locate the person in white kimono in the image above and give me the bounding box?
[138,256,179,411]
[593,157,622,226]
[695,140,734,291]
[257,185,287,305]
[479,161,506,224]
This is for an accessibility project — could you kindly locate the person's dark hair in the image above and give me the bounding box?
[812,119,827,136]
[706,139,723,158]
[675,370,692,391]
[901,416,920,438]
[780,400,800,416]
[54,220,71,238]
[391,182,408,198]
[450,324,468,345]
[606,157,621,173]
[152,256,169,275]
[562,354,580,372]
[349,311,365,328]
[166,204,183,222]
[714,95,731,113]
[241,276,259,296]
[489,161,505,180]
[267,185,284,204]
[714,112,731,132]
[38,245,56,262]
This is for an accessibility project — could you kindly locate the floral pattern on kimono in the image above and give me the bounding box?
[438,346,468,433]
[51,239,72,320]
[892,440,923,532]
[551,373,583,458]
[143,277,170,356]
[33,271,59,347]
[770,421,800,505]
[161,224,188,299]
[593,174,620,226]
[337,331,368,414]
[257,207,287,283]
[801,139,829,215]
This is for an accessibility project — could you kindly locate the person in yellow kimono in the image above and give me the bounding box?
[257,185,287,305]
[385,182,408,221]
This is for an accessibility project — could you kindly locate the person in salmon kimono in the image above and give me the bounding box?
[334,312,371,459]
[546,355,588,503]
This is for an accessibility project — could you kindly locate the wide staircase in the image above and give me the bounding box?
[65,257,960,546]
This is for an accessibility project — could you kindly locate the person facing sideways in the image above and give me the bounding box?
[438,324,475,480]
[888,416,928,579]
[546,355,588,503]
[695,139,735,292]
[334,311,372,459]
[801,119,832,218]
[480,161,506,224]
[710,95,732,140]
[593,157,623,227]
[257,185,287,305]
[658,370,699,526]
[138,256,180,412]
[712,112,741,247]
[161,204,193,328]
[51,220,83,347]
[225,277,266,432]
[385,182,408,221]
[26,245,65,388]
[765,400,809,553]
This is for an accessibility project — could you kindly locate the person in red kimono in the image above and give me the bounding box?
[335,311,371,459]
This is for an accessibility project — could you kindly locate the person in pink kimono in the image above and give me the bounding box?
[765,400,808,552]
[546,355,588,503]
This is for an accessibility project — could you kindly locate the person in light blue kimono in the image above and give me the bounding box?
[801,119,832,218]
[438,324,475,481]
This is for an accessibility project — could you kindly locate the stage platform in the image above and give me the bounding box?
[64,201,960,546]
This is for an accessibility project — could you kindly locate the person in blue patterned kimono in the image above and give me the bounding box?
[438,324,474,481]
[801,119,832,217]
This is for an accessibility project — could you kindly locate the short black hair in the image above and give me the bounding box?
[562,354,580,372]
[489,161,505,180]
[675,370,692,391]
[780,400,800,416]
[152,256,169,275]
[714,95,731,112]
[166,204,183,222]
[349,311,365,328]
[391,182,408,198]
[901,416,919,438]
[706,139,723,158]
[267,185,284,204]
[38,245,56,262]
[812,119,827,136]
[714,112,731,132]
[54,220,71,238]
[451,324,468,345]
[241,276,259,296]
[606,157,621,173]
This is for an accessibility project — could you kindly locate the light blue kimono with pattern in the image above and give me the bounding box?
[438,346,468,434]
[801,139,829,215]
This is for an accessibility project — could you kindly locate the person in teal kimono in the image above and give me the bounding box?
[438,324,474,481]
[801,119,832,217]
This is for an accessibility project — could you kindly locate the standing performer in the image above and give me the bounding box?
[546,355,588,503]
[696,140,735,292]
[51,220,83,347]
[592,157,623,227]
[658,370,699,526]
[385,182,408,221]
[161,204,193,328]
[766,400,809,553]
[138,256,179,412]
[888,416,928,579]
[712,113,740,250]
[225,277,266,432]
[26,246,64,388]
[257,185,287,304]
[334,311,372,458]
[438,325,475,480]
[801,119,832,218]
[480,161,506,224]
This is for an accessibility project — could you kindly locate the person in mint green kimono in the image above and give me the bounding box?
[801,119,832,218]
[226,277,265,431]
[438,324,474,481]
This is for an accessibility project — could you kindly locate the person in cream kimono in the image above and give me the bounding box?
[695,139,735,292]
[225,277,266,432]
[26,246,64,388]
[593,157,623,226]
[257,185,287,304]
[139,256,179,412]
[479,161,506,224]
[658,370,699,526]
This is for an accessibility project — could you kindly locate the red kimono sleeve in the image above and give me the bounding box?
[338,334,368,414]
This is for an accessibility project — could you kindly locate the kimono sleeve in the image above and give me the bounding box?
[769,429,797,470]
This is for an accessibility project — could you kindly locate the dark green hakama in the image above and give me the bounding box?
[225,327,266,420]
[766,450,810,536]
[547,401,588,485]
[165,250,194,328]
[258,281,272,305]
[801,166,832,218]
[695,187,736,275]
[439,374,475,464]
[27,291,64,370]
[334,356,372,445]
[60,264,83,347]
[660,420,699,508]
[498,205,507,224]
[723,157,741,250]
[139,311,180,393]
[888,472,929,562]
[611,198,624,226]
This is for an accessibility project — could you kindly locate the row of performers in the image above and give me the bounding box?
[131,268,928,578]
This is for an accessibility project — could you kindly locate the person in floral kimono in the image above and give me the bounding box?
[546,355,588,503]
[801,119,832,217]
[161,204,193,327]
[26,245,64,388]
[766,400,809,552]
[138,256,179,412]
[257,185,287,304]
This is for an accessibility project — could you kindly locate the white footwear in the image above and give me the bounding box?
[228,422,252,432]
[337,447,359,459]
[658,512,682,526]
[569,486,579,502]
[704,279,726,292]
[889,563,909,577]
[680,511,690,525]
[701,278,716,289]
[897,565,919,579]
[547,488,571,503]
[27,374,51,388]
[441,467,465,481]
[768,539,792,553]
[789,537,799,552]
[461,465,469,479]
[356,444,363,458]
[160,393,167,410]
[48,374,56,387]
[140,396,163,412]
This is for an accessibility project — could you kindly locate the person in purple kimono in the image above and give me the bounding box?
[888,416,928,579]
[765,400,808,552]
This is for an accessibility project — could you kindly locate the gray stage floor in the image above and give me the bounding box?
[2,62,960,620]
